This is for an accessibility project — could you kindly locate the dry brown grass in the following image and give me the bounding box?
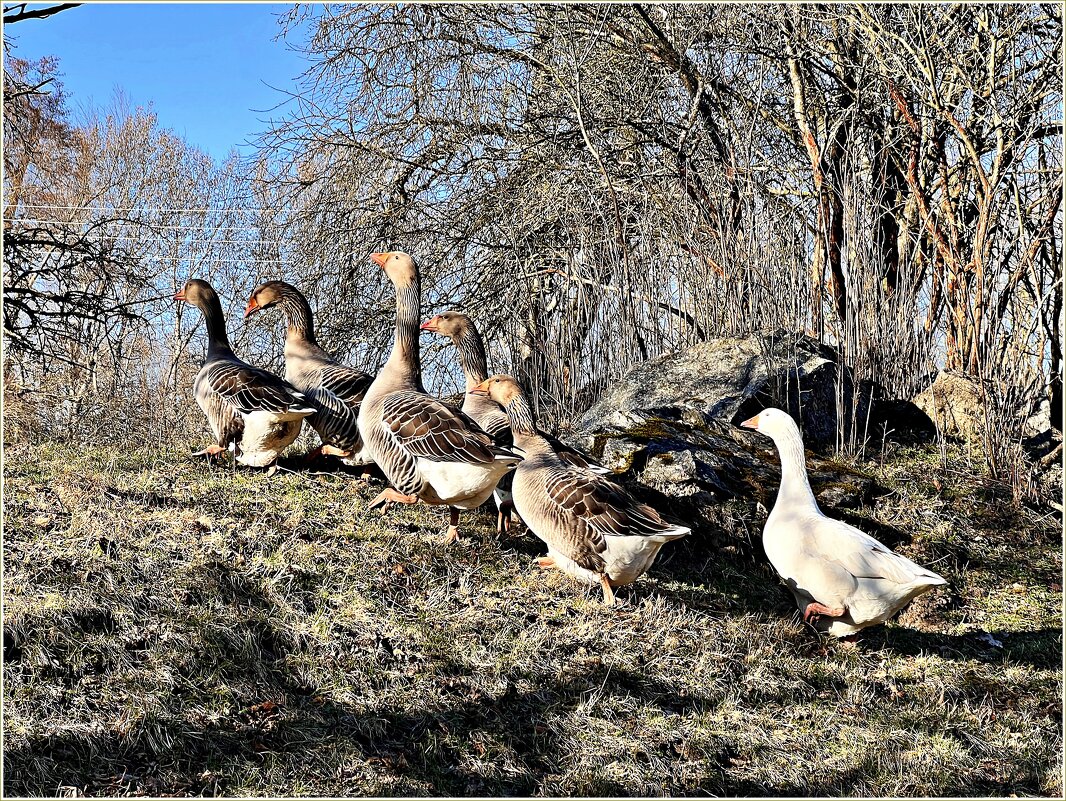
[2,440,1062,797]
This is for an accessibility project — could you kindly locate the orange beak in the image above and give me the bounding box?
[244,296,260,318]
[174,288,187,302]
[469,378,492,397]
[739,414,760,430]
[420,315,441,332]
[370,252,390,268]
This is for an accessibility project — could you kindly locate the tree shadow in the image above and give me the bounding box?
[5,549,1060,798]
[858,626,1063,670]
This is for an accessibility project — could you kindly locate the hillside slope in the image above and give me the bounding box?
[3,441,1062,797]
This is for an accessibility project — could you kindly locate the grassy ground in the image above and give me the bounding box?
[3,439,1062,797]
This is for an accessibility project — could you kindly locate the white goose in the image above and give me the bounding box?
[741,407,947,636]
[356,252,520,543]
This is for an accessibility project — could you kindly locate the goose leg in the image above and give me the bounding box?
[444,507,461,544]
[536,556,556,570]
[192,444,227,461]
[599,574,616,606]
[496,500,516,536]
[368,488,419,511]
[803,601,846,624]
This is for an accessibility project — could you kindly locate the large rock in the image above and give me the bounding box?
[557,331,910,548]
[575,330,931,450]
[912,370,988,442]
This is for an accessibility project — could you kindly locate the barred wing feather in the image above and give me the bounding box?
[381,390,519,464]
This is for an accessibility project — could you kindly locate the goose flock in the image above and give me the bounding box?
[176,251,947,633]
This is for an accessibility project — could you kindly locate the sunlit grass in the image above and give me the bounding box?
[3,440,1061,796]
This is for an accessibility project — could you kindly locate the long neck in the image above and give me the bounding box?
[505,393,539,441]
[771,424,818,511]
[454,327,489,389]
[200,295,233,356]
[278,289,316,344]
[385,280,422,382]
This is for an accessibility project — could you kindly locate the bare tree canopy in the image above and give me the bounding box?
[2,2,80,24]
[3,2,1062,482]
[252,4,1061,429]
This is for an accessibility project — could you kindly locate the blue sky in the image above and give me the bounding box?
[6,2,310,161]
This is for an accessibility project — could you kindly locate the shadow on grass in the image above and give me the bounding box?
[6,642,1052,798]
[860,625,1063,670]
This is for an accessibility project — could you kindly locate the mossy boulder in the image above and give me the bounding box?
[573,413,877,544]
[575,329,933,450]
[562,330,907,543]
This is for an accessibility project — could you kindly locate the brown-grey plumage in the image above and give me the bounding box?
[246,280,373,464]
[357,252,520,542]
[177,279,314,467]
[422,311,610,469]
[741,407,948,636]
[471,374,689,603]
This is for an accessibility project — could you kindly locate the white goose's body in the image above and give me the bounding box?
[744,408,947,636]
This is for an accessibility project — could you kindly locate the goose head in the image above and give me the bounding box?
[739,407,800,440]
[371,251,418,287]
[469,374,523,406]
[420,310,472,338]
[174,278,219,309]
[244,280,290,318]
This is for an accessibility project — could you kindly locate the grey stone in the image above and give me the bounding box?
[576,329,932,450]
[600,437,647,473]
[912,370,989,442]
[1024,399,1053,439]
[577,330,846,446]
[560,331,890,547]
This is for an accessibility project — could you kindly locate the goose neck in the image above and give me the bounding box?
[386,281,422,382]
[455,327,489,389]
[505,394,538,437]
[279,290,316,344]
[771,427,818,511]
[199,295,233,357]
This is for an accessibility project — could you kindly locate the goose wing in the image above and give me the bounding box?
[462,393,513,447]
[542,433,610,474]
[537,466,687,572]
[195,373,244,446]
[480,408,513,447]
[381,390,519,464]
[308,364,373,448]
[800,516,947,588]
[205,358,314,416]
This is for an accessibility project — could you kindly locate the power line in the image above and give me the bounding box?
[21,248,297,265]
[7,219,272,232]
[16,235,295,246]
[12,204,283,214]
